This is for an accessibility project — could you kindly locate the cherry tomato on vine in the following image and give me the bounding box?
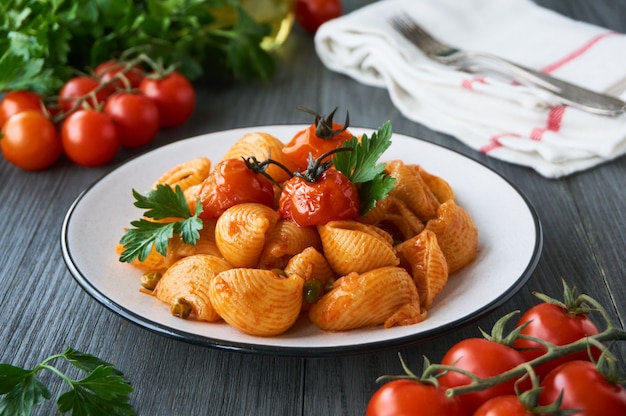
[0,91,44,128]
[58,76,110,113]
[139,71,195,128]
[438,338,527,414]
[279,168,359,227]
[95,60,144,91]
[198,158,275,219]
[473,395,533,416]
[513,302,601,377]
[282,108,353,172]
[294,0,342,34]
[1,111,61,171]
[61,109,119,167]
[365,379,466,416]
[539,360,626,416]
[104,92,160,148]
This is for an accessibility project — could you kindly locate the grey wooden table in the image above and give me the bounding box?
[1,1,625,415]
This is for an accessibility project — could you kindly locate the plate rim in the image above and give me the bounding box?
[60,124,543,357]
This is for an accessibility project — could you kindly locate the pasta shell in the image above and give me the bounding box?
[414,165,455,204]
[153,254,233,322]
[165,219,221,268]
[386,160,439,221]
[215,203,280,268]
[152,157,212,191]
[221,132,297,183]
[209,268,303,336]
[317,221,399,275]
[284,246,336,284]
[258,220,322,269]
[425,200,478,273]
[308,266,424,331]
[115,242,165,271]
[396,230,449,310]
[358,195,424,241]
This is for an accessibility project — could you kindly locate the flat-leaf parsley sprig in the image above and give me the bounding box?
[0,347,135,416]
[332,121,396,214]
[119,184,203,263]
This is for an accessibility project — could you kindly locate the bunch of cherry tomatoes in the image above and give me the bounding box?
[366,285,626,416]
[0,58,196,171]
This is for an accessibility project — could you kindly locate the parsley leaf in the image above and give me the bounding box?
[119,184,203,263]
[0,0,274,94]
[333,121,396,214]
[0,347,134,416]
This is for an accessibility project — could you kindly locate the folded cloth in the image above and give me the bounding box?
[314,0,626,178]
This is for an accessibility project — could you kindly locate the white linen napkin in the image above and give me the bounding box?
[314,0,626,178]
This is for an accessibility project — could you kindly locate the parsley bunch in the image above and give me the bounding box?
[119,184,203,263]
[0,0,274,94]
[333,121,397,214]
[0,347,135,416]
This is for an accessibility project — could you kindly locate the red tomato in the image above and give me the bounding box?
[1,111,61,171]
[139,71,195,128]
[104,92,160,148]
[0,91,44,128]
[95,60,144,91]
[278,168,359,227]
[61,109,119,167]
[366,379,466,416]
[282,113,352,172]
[513,302,600,377]
[438,338,527,414]
[199,158,275,219]
[539,360,626,415]
[58,76,110,113]
[473,395,533,416]
[294,0,342,34]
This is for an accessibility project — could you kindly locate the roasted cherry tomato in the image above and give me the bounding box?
[294,0,342,34]
[365,379,466,416]
[95,60,145,91]
[58,76,110,113]
[513,301,600,377]
[104,92,160,148]
[1,110,61,171]
[279,167,359,227]
[61,109,119,167]
[438,338,527,414]
[139,71,195,128]
[199,158,275,219]
[0,91,44,128]
[539,360,626,416]
[473,395,534,416]
[282,107,352,172]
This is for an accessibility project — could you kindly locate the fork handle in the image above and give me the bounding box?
[458,52,626,116]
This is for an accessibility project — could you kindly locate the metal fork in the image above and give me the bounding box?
[390,15,626,116]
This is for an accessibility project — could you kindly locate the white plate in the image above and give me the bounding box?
[61,125,542,357]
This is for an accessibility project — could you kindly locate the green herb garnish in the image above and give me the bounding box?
[119,184,203,263]
[0,347,135,416]
[0,0,274,94]
[333,121,396,214]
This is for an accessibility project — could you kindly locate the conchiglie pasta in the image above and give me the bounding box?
[258,220,322,269]
[165,219,220,268]
[317,221,399,275]
[284,246,336,285]
[407,164,455,204]
[396,230,449,310]
[221,132,297,183]
[358,195,424,241]
[116,242,166,271]
[152,157,211,191]
[386,160,439,221]
[209,268,303,336]
[215,203,280,268]
[308,266,425,331]
[153,254,233,322]
[425,199,478,273]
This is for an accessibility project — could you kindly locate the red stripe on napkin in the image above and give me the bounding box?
[541,32,617,74]
[461,76,486,90]
[481,133,521,152]
[529,105,566,140]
